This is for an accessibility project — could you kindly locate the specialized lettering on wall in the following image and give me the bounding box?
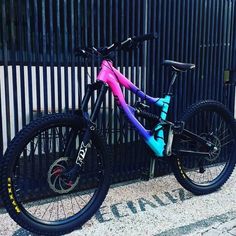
[95,188,193,223]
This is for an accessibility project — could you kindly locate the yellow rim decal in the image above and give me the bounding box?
[7,178,21,213]
[177,159,186,179]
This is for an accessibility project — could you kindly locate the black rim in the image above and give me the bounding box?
[8,123,106,226]
[174,109,235,186]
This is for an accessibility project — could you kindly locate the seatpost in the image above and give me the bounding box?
[167,71,178,94]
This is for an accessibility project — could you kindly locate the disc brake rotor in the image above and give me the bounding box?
[47,157,79,194]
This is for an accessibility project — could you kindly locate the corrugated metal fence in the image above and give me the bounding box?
[0,0,235,188]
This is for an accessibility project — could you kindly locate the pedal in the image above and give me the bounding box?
[173,121,185,134]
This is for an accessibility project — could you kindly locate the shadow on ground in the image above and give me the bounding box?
[12,228,39,236]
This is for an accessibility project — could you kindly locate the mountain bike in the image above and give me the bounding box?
[1,33,236,235]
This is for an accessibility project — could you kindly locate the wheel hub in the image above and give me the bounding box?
[47,157,79,194]
[200,133,221,162]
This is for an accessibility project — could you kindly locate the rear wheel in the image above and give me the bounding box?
[172,100,236,195]
[0,113,112,235]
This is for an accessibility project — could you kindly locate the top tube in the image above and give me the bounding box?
[98,60,165,106]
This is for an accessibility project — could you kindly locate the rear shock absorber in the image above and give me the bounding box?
[134,107,160,123]
[135,104,175,157]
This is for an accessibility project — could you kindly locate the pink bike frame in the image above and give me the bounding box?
[97,60,171,157]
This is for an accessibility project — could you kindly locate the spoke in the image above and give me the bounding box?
[217,165,223,175]
[78,194,87,204]
[54,127,60,137]
[179,139,192,145]
[216,118,223,133]
[220,134,231,142]
[210,113,216,131]
[55,128,68,152]
[48,201,55,221]
[41,202,52,219]
[43,131,51,157]
[72,193,81,210]
[33,204,40,215]
[208,167,213,182]
[26,139,38,157]
[47,129,52,152]
[33,138,39,153]
[55,128,64,155]
[60,199,67,219]
[221,139,234,148]
[218,127,229,138]
[197,171,200,183]
[57,201,59,220]
[70,194,75,215]
[61,129,69,145]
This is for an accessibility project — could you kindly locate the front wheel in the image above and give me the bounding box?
[0,113,112,235]
[172,100,236,195]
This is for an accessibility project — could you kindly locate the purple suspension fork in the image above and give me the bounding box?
[63,82,108,180]
[76,81,108,165]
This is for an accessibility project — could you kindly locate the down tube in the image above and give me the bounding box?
[100,76,165,157]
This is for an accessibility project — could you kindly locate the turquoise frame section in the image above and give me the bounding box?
[146,95,171,157]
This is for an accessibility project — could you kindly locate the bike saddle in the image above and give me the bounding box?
[163,60,195,72]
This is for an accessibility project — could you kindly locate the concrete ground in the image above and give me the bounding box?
[0,168,235,236]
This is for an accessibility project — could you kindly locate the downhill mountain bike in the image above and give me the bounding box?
[1,33,236,235]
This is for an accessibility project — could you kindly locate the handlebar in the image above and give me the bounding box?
[132,32,158,43]
[74,32,159,58]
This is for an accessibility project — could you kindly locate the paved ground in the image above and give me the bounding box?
[0,167,235,236]
[200,218,236,236]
